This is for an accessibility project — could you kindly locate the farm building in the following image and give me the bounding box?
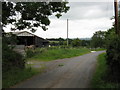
[12,31,49,47]
[6,31,49,47]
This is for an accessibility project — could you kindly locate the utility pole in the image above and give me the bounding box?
[114,0,119,35]
[67,19,69,46]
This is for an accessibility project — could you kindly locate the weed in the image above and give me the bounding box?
[58,64,64,67]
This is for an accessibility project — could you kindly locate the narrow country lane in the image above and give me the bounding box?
[13,51,105,88]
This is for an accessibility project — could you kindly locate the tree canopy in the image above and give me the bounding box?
[91,31,106,48]
[71,38,81,47]
[2,1,70,32]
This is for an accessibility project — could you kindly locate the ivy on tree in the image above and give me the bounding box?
[2,1,70,32]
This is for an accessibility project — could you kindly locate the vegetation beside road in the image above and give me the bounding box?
[27,47,91,61]
[91,53,120,88]
[2,67,45,88]
[2,1,120,88]
[90,48,106,51]
[3,46,92,88]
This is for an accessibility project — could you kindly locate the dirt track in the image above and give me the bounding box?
[13,51,105,88]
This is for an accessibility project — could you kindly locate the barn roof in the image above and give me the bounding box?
[12,31,38,37]
[11,31,48,42]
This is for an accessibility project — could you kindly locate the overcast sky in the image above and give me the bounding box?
[4,1,115,39]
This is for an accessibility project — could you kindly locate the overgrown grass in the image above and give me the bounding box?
[91,53,107,88]
[91,53,120,88]
[2,67,45,88]
[91,48,106,51]
[27,47,91,61]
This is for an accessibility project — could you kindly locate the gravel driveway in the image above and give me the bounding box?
[13,51,105,88]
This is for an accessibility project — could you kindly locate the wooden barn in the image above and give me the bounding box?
[12,31,49,47]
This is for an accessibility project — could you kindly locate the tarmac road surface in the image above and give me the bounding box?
[13,51,105,88]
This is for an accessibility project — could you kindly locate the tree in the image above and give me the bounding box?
[105,27,116,45]
[71,38,81,47]
[2,1,70,32]
[91,31,106,48]
[58,37,64,45]
[81,40,90,47]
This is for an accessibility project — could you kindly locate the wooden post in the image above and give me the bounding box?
[67,19,69,46]
[114,0,119,35]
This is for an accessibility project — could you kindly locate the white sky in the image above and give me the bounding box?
[4,1,115,39]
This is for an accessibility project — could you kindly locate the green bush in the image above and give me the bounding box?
[26,49,35,58]
[106,35,120,82]
[26,47,48,58]
[2,37,25,72]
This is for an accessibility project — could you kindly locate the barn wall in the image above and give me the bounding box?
[35,37,44,47]
[10,31,49,47]
[17,36,34,46]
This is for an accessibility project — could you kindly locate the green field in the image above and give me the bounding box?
[27,47,91,61]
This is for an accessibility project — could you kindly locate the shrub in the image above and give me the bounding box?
[2,37,25,72]
[2,47,25,72]
[106,35,120,82]
[26,49,35,58]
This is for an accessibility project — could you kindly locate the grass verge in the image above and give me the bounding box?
[91,53,120,88]
[2,66,45,88]
[27,47,91,61]
[91,48,106,51]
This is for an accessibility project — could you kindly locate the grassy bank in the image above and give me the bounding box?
[91,53,120,88]
[2,67,45,88]
[27,47,91,61]
[91,48,106,51]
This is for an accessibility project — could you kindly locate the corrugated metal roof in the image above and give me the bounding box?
[17,31,34,36]
[11,31,49,42]
[5,31,49,42]
[12,31,35,36]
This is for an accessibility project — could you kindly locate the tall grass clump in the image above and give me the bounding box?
[2,67,40,88]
